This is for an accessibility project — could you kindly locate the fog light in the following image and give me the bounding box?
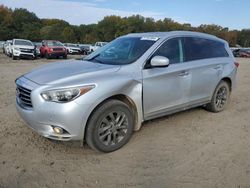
[53,127,63,134]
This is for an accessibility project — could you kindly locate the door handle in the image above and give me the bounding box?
[178,71,189,76]
[214,65,221,70]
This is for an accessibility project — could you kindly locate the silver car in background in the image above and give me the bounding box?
[15,31,238,152]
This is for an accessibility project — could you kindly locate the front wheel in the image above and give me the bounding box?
[86,100,134,153]
[205,81,230,113]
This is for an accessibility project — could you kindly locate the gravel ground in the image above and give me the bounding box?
[0,52,250,188]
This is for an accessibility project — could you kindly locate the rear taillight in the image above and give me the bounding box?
[234,62,239,68]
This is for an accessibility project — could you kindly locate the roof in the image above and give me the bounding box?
[13,38,32,42]
[126,31,225,42]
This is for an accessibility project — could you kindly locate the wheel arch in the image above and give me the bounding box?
[84,94,140,139]
[221,77,232,91]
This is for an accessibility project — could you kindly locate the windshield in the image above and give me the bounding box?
[84,37,157,65]
[14,40,33,46]
[47,41,63,47]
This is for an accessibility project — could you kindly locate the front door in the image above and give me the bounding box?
[142,37,191,120]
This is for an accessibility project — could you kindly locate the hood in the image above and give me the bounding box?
[23,60,120,85]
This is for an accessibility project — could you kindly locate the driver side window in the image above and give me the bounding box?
[153,38,183,64]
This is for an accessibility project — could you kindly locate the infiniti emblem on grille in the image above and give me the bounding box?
[16,88,20,97]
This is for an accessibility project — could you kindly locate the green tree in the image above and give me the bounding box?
[62,26,76,42]
[0,4,249,47]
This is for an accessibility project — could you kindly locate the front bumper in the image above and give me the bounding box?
[13,50,34,58]
[48,51,67,57]
[15,77,90,141]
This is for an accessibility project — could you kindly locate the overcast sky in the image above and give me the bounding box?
[0,0,249,30]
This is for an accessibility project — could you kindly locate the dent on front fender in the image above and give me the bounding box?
[118,79,143,131]
[76,77,144,140]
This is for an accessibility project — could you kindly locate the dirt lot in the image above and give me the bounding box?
[0,51,250,188]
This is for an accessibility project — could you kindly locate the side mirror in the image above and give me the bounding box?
[150,56,170,68]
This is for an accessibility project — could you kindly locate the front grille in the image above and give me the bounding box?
[53,48,63,51]
[16,85,33,108]
[20,48,34,53]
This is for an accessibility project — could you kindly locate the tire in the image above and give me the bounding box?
[63,54,67,59]
[205,81,230,113]
[12,55,17,60]
[86,100,134,153]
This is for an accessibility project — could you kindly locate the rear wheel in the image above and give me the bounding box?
[205,81,230,113]
[86,100,134,152]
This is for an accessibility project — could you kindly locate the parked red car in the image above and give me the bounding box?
[239,49,250,58]
[40,40,67,59]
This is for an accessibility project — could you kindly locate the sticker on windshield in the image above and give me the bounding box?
[140,37,159,41]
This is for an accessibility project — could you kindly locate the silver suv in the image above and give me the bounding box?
[15,31,238,152]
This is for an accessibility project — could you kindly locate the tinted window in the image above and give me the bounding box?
[153,38,182,64]
[183,37,228,62]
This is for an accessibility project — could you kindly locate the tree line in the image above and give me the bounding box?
[0,4,250,47]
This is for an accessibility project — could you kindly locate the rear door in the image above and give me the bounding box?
[142,37,191,120]
[182,37,229,103]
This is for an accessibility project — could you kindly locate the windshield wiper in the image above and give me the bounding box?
[84,54,104,64]
[85,53,100,61]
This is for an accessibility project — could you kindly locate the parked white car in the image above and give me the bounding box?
[64,43,81,54]
[5,40,13,57]
[90,42,108,52]
[12,39,35,60]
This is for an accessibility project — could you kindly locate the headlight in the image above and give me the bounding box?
[41,85,95,103]
[14,47,20,51]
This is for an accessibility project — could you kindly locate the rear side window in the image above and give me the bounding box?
[183,37,229,62]
[153,38,182,64]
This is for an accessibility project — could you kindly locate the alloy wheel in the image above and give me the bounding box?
[215,86,228,109]
[98,111,128,146]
